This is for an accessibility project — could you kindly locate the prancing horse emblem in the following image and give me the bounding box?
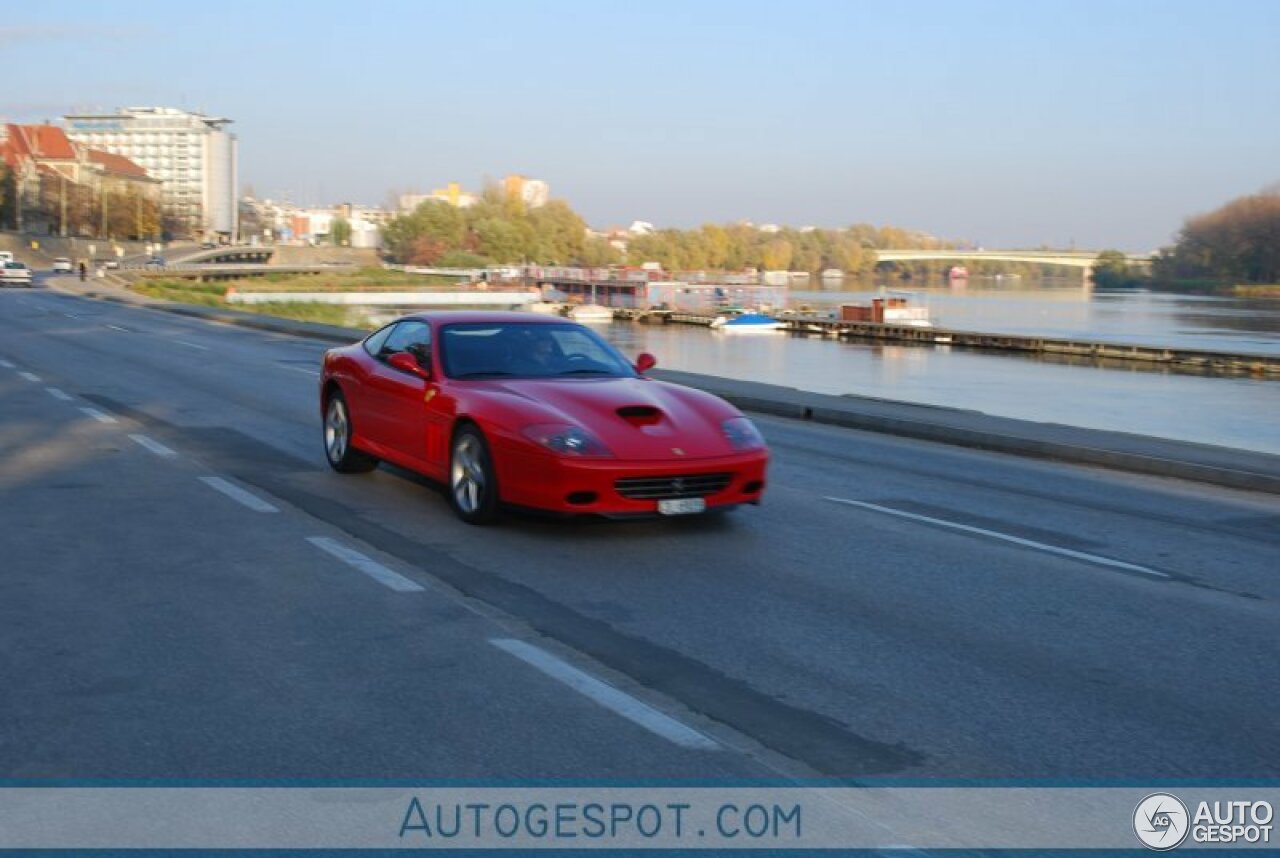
[672,447,685,456]
[671,478,686,493]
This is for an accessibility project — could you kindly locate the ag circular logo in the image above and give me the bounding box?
[1134,793,1190,850]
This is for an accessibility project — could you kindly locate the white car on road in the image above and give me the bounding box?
[52,257,73,273]
[1,261,34,287]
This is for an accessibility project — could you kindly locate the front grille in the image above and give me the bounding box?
[614,473,732,500]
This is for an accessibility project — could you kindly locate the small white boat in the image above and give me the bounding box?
[567,303,614,323]
[710,312,786,333]
[527,301,564,315]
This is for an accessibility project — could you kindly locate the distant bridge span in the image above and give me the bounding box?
[875,249,1152,270]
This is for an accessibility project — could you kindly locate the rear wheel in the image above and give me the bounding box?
[449,425,499,524]
[324,391,378,473]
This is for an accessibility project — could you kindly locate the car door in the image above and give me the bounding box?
[362,320,434,468]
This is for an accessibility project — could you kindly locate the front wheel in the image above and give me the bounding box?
[324,391,378,473]
[449,425,499,525]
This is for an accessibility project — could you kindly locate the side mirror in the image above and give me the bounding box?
[387,352,430,380]
[635,352,657,374]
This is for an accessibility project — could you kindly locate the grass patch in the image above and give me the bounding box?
[136,266,464,293]
[129,279,372,328]
[1232,284,1280,298]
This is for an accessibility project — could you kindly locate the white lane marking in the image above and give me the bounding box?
[198,476,279,513]
[46,387,73,401]
[18,371,40,382]
[106,324,132,333]
[174,339,210,351]
[490,638,721,751]
[824,497,1169,578]
[128,433,178,459]
[305,536,424,592]
[0,360,15,368]
[80,407,117,424]
[283,365,321,377]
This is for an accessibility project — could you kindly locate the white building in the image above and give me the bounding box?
[64,107,238,239]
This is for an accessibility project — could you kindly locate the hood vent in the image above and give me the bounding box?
[617,405,662,426]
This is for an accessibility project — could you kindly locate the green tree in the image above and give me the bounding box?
[0,164,14,229]
[330,217,352,246]
[761,238,793,270]
[472,218,525,263]
[1155,190,1280,284]
[383,200,465,262]
[1092,249,1142,288]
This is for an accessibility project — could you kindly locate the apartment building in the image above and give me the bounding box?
[64,107,237,239]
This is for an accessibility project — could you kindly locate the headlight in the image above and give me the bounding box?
[722,417,766,451]
[522,424,613,457]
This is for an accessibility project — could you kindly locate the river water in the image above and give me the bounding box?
[595,280,1280,455]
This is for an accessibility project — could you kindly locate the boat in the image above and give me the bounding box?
[527,301,564,315]
[709,312,786,333]
[566,303,614,323]
[948,266,969,283]
[839,293,932,327]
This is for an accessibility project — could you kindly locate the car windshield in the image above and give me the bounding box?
[440,322,636,380]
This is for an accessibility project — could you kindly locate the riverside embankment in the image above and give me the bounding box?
[48,274,1280,495]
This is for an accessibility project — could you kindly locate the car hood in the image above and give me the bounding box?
[478,376,741,461]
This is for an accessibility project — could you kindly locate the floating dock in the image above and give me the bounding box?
[611,309,1280,377]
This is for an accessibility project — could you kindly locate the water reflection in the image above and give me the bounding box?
[789,280,1280,354]
[601,304,1280,455]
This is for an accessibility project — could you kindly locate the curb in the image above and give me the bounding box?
[54,284,1280,496]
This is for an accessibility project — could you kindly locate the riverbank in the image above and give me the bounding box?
[1144,279,1280,298]
[129,267,468,327]
[44,274,1280,495]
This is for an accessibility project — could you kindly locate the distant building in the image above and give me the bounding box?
[399,182,479,211]
[503,174,549,209]
[398,193,432,213]
[628,221,655,235]
[241,196,387,248]
[0,122,160,236]
[64,106,238,239]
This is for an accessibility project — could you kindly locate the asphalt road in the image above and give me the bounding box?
[2,274,1278,781]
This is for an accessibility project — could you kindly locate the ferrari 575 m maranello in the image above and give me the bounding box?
[319,311,769,523]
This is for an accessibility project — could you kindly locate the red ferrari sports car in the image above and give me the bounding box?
[319,311,769,523]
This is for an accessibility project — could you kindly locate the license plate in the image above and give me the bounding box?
[658,497,706,516]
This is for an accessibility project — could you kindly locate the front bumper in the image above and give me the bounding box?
[494,445,769,516]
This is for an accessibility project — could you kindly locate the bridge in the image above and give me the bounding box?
[874,249,1153,270]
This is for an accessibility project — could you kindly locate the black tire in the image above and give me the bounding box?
[323,390,378,473]
[448,425,500,525]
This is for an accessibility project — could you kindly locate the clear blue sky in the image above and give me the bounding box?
[4,0,1278,249]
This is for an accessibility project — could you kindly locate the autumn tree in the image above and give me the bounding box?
[1155,190,1280,284]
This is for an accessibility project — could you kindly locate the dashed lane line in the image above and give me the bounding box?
[490,638,721,751]
[128,433,178,459]
[305,536,425,592]
[80,407,118,424]
[824,496,1169,579]
[198,476,279,513]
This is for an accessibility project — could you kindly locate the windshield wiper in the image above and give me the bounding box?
[454,371,515,379]
[557,369,616,376]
